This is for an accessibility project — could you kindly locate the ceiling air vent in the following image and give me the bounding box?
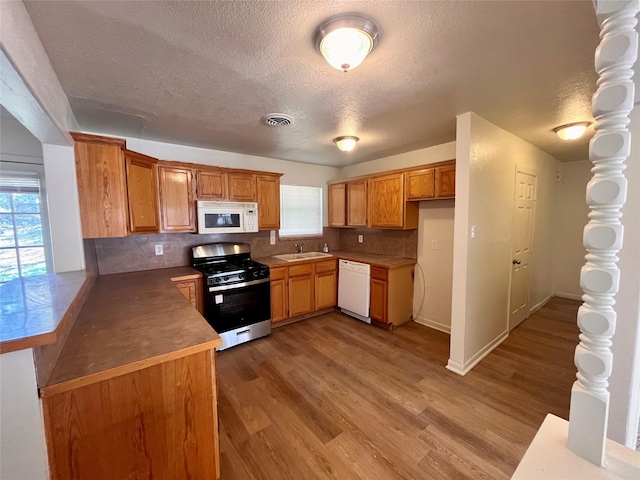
[263,113,295,127]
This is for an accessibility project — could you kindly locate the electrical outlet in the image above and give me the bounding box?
[358,235,363,243]
[155,244,163,256]
[470,226,477,239]
[432,240,438,250]
[270,230,276,245]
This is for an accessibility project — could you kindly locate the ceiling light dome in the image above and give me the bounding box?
[554,122,591,140]
[314,14,379,72]
[333,136,359,152]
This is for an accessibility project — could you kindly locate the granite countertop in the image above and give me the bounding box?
[255,250,416,269]
[40,267,221,397]
[0,271,93,354]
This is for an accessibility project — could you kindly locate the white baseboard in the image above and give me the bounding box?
[529,294,553,315]
[414,315,451,334]
[554,292,583,301]
[446,329,509,376]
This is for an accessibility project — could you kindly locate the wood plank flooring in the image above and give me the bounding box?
[216,297,580,479]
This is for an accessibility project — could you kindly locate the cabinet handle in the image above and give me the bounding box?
[236,329,251,336]
[512,259,521,265]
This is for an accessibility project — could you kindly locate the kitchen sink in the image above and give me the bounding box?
[273,252,333,262]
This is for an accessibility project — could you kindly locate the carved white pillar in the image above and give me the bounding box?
[567,0,639,466]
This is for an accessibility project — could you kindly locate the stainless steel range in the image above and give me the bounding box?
[192,243,271,351]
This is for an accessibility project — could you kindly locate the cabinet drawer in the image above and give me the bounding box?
[371,266,388,281]
[288,263,313,277]
[270,266,287,280]
[314,259,337,273]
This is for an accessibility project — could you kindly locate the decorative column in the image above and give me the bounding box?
[568,0,639,466]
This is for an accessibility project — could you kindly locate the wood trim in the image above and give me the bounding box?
[70,132,126,148]
[328,159,455,186]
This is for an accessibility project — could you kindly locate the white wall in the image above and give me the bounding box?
[413,200,455,332]
[554,160,591,299]
[0,109,44,163]
[0,349,49,480]
[608,104,640,448]
[448,112,560,375]
[122,136,340,226]
[339,141,456,179]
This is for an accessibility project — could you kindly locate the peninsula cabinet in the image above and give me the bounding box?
[256,174,281,230]
[370,264,415,328]
[158,165,196,232]
[124,150,160,234]
[328,183,347,227]
[72,133,129,238]
[41,349,220,480]
[369,173,418,229]
[406,163,456,200]
[171,275,204,315]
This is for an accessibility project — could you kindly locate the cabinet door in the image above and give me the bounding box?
[328,183,346,227]
[315,270,337,311]
[228,173,256,201]
[369,173,405,228]
[370,278,388,323]
[346,180,367,227]
[197,169,228,200]
[124,150,160,234]
[406,169,435,200]
[270,267,288,322]
[435,165,456,198]
[73,135,128,238]
[158,166,196,232]
[256,175,280,230]
[289,274,314,317]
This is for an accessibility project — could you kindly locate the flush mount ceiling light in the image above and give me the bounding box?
[554,122,591,140]
[314,14,379,72]
[333,136,359,152]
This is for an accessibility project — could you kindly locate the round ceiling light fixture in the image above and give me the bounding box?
[333,136,359,152]
[553,122,591,140]
[314,14,379,72]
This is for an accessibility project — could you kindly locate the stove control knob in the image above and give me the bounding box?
[239,273,245,280]
[223,276,229,281]
[253,271,260,279]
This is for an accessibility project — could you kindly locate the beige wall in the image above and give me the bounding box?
[413,200,455,332]
[554,159,591,299]
[449,112,560,375]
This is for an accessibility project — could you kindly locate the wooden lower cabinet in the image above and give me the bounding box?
[172,276,204,315]
[270,267,288,322]
[270,259,337,322]
[42,349,220,480]
[370,264,415,328]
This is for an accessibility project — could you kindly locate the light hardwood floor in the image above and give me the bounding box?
[216,297,580,479]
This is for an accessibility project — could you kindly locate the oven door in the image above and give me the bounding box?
[203,278,271,333]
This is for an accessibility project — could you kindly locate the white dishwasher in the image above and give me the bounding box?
[338,259,372,324]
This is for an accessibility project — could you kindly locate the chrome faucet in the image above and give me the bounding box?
[294,243,304,253]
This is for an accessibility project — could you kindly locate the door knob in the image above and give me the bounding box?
[513,259,521,265]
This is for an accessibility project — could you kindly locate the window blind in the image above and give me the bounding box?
[279,185,322,237]
[0,173,40,193]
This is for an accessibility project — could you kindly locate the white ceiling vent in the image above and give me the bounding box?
[263,113,295,127]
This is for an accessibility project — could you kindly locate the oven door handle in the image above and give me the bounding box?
[208,277,270,292]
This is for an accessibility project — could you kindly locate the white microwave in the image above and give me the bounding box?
[197,201,259,234]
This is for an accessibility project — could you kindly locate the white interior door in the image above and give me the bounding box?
[509,170,536,330]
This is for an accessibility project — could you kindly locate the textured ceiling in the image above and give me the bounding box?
[24,1,600,167]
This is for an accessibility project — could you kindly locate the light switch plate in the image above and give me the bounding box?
[432,240,438,250]
[471,226,477,239]
[358,235,363,243]
[155,244,163,256]
[270,230,276,245]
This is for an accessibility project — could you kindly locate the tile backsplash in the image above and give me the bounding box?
[86,227,417,275]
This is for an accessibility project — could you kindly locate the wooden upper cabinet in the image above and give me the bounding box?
[406,169,435,201]
[328,183,346,227]
[228,173,256,201]
[346,180,368,227]
[72,133,128,238]
[124,150,160,234]
[196,169,228,200]
[436,165,456,198]
[256,174,280,230]
[158,165,196,232]
[369,173,408,228]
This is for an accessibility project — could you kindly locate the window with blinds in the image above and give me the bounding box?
[279,185,323,237]
[0,172,49,283]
